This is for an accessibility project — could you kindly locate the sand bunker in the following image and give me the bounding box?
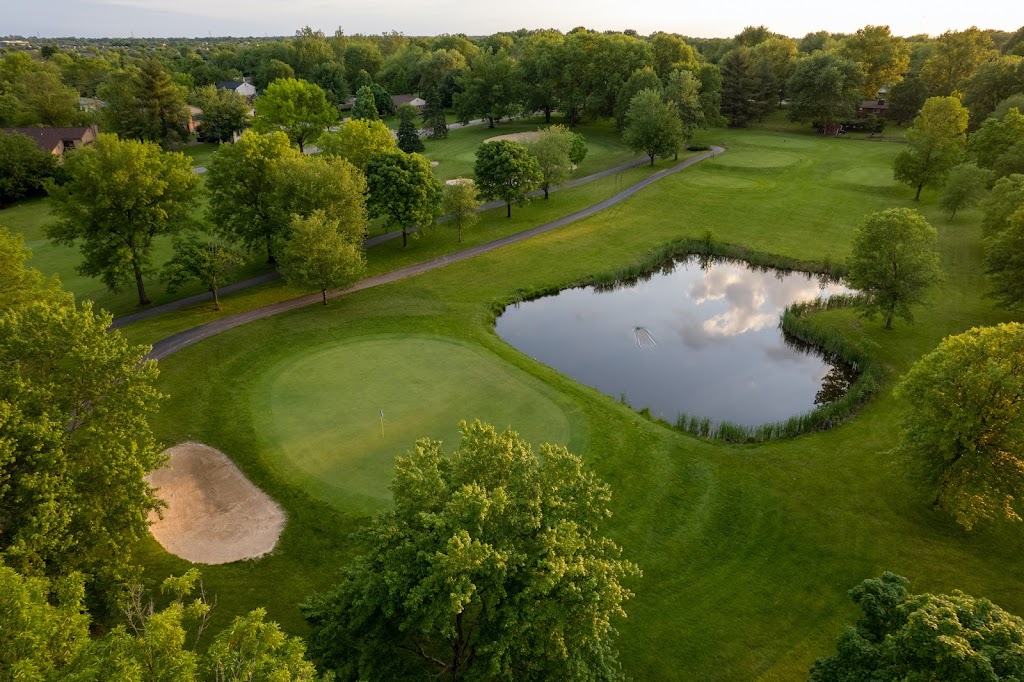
[148,442,285,564]
[445,177,474,186]
[483,131,542,144]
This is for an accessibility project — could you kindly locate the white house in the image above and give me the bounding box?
[216,78,257,101]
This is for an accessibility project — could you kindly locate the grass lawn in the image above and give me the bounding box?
[177,141,220,168]
[137,122,1024,679]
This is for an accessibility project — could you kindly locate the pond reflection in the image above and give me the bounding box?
[496,256,854,428]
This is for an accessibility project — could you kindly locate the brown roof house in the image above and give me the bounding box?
[857,99,889,118]
[0,124,99,155]
[391,94,427,110]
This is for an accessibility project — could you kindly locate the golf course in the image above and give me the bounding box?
[111,118,1024,679]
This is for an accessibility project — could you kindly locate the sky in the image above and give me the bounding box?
[4,0,1020,39]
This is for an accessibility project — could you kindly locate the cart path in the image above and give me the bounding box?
[147,147,724,360]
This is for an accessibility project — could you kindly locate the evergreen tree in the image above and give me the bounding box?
[395,103,424,153]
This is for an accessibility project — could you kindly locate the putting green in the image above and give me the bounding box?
[679,172,761,190]
[256,335,572,515]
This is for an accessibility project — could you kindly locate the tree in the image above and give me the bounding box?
[474,140,543,217]
[350,84,380,121]
[189,84,249,143]
[846,208,943,329]
[614,66,662,130]
[811,572,1024,679]
[343,42,384,83]
[750,37,799,111]
[0,52,80,127]
[622,88,684,166]
[894,324,1024,528]
[569,130,588,166]
[786,53,865,131]
[317,118,397,169]
[0,298,162,602]
[161,225,246,311]
[205,130,301,264]
[1,566,323,680]
[921,27,998,96]
[396,103,425,153]
[100,59,191,148]
[697,63,727,127]
[650,31,699,79]
[454,49,522,128]
[970,107,1024,178]
[663,69,706,141]
[441,180,480,242]
[420,92,448,139]
[0,131,59,207]
[254,78,337,152]
[365,150,442,247]
[302,420,641,681]
[940,163,992,218]
[962,56,1024,128]
[279,210,366,305]
[255,58,295,91]
[838,25,911,98]
[893,96,969,200]
[719,47,758,127]
[46,134,200,306]
[981,174,1024,237]
[985,207,1024,309]
[0,227,65,311]
[526,125,577,199]
[886,73,928,125]
[518,31,566,124]
[308,60,350,111]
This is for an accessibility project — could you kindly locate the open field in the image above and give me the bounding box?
[136,122,1023,678]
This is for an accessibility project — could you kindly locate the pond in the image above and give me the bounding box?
[495,255,854,428]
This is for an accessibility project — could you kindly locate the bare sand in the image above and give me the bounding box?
[147,442,285,564]
[445,177,474,186]
[483,131,542,144]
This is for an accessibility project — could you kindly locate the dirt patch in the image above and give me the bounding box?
[147,442,285,564]
[483,131,542,144]
[430,161,439,167]
[445,177,474,186]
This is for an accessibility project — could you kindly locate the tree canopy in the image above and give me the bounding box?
[985,206,1024,309]
[812,572,1024,680]
[846,208,943,328]
[396,103,425,153]
[622,88,684,165]
[279,210,366,304]
[896,323,1024,529]
[454,48,522,127]
[365,150,442,247]
[0,131,59,207]
[100,59,191,148]
[317,118,398,170]
[46,134,200,306]
[253,77,338,151]
[474,140,542,217]
[189,83,250,143]
[303,420,640,681]
[786,52,864,129]
[893,96,969,200]
[526,125,579,199]
[441,179,480,242]
[161,225,246,311]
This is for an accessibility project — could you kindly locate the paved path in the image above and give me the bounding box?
[114,152,660,328]
[147,147,723,360]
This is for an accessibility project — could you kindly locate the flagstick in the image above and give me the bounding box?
[379,410,384,438]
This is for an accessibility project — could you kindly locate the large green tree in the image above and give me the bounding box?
[970,107,1024,178]
[846,208,943,329]
[719,47,757,127]
[474,140,543,217]
[894,323,1024,528]
[0,52,80,127]
[962,55,1024,127]
[350,84,380,121]
[786,52,865,130]
[396,103,425,153]
[46,134,200,306]
[189,83,250,143]
[622,88,684,165]
[253,77,338,152]
[0,131,59,207]
[161,225,246,311]
[454,49,522,128]
[279,210,366,305]
[812,572,1024,679]
[303,420,641,681]
[921,27,998,96]
[100,59,191,148]
[893,96,969,200]
[985,207,1024,309]
[317,118,397,169]
[886,72,929,125]
[614,66,662,130]
[940,162,992,218]
[0,297,162,602]
[526,125,580,199]
[365,150,442,247]
[204,130,301,264]
[838,25,911,97]
[0,227,65,312]
[518,31,566,124]
[441,180,480,242]
[663,69,706,141]
[981,174,1024,237]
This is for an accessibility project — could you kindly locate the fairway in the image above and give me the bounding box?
[255,335,572,514]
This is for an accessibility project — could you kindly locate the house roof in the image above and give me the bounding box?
[1,126,94,153]
[217,81,245,90]
[859,99,889,109]
[392,94,425,107]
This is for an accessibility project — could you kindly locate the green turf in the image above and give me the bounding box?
[178,141,220,168]
[132,125,1023,678]
[253,334,570,515]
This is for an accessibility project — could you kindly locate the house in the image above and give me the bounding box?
[391,94,426,110]
[79,97,103,113]
[216,78,257,101]
[0,124,99,155]
[187,106,203,135]
[857,99,889,118]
